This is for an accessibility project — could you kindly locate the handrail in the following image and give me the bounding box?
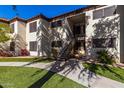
[57,18,75,60]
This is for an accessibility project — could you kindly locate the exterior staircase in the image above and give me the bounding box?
[57,39,75,60]
[57,18,75,60]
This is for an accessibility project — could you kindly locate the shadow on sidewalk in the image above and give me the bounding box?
[29,58,81,88]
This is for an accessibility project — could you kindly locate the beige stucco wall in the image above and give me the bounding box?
[0,20,27,56]
[1,5,120,60]
[117,5,124,63]
[85,5,120,62]
[26,18,52,56]
[18,21,26,44]
[9,21,27,55]
[37,18,51,57]
[35,18,71,57]
[26,19,40,56]
[36,5,120,61]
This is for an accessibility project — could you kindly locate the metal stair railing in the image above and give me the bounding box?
[57,39,75,60]
[57,18,75,60]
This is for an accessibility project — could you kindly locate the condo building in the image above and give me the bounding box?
[0,5,123,63]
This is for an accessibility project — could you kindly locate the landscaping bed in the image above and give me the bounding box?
[0,66,85,88]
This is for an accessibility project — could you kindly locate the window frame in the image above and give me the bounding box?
[93,6,116,20]
[92,38,116,48]
[29,21,37,33]
[51,20,62,28]
[104,6,116,17]
[10,41,15,51]
[29,41,37,51]
[10,23,15,33]
[93,9,104,20]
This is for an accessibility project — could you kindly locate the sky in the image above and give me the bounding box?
[0,5,88,20]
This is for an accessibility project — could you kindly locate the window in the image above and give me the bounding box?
[93,38,116,48]
[29,21,37,32]
[10,24,14,33]
[104,6,116,17]
[51,41,62,47]
[10,42,15,51]
[93,6,116,20]
[74,25,81,35]
[51,22,56,28]
[51,20,62,28]
[29,41,37,51]
[73,25,82,37]
[74,41,82,50]
[93,9,103,19]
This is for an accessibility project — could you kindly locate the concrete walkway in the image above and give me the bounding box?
[0,61,124,88]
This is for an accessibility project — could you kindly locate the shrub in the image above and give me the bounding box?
[97,50,115,65]
[51,47,60,58]
[0,49,16,57]
[20,49,30,56]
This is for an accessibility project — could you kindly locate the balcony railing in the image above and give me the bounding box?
[73,33,85,37]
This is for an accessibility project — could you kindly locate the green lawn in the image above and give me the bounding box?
[0,66,85,88]
[0,57,53,62]
[83,63,124,83]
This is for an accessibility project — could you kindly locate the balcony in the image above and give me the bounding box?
[74,33,85,37]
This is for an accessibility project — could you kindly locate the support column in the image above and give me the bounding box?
[117,5,124,63]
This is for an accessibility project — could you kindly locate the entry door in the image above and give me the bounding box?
[74,40,85,51]
[73,25,81,37]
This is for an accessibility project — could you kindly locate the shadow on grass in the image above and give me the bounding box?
[29,58,81,88]
[0,85,3,88]
[28,58,124,88]
[22,57,54,67]
[31,69,44,77]
[78,62,98,87]
[29,60,64,88]
[32,57,53,63]
[29,71,56,88]
[101,65,124,81]
[79,62,124,87]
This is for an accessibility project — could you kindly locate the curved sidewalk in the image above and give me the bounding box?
[0,62,124,88]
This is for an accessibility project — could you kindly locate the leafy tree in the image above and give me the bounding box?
[0,23,11,43]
